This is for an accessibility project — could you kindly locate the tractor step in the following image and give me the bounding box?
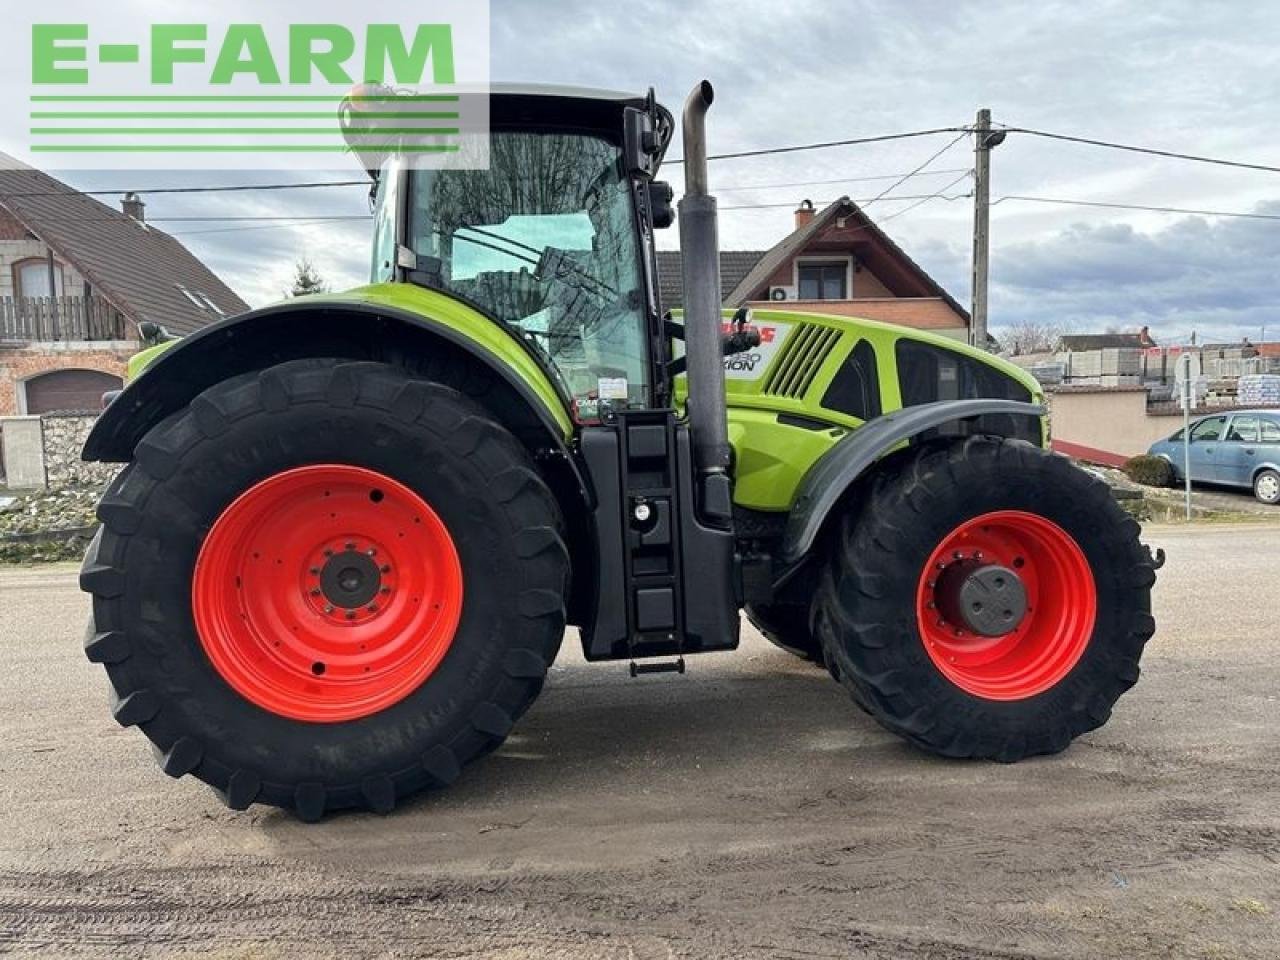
[629,657,686,677]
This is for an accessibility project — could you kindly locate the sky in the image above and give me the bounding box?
[49,0,1280,346]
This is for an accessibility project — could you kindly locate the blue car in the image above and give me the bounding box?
[1148,409,1280,504]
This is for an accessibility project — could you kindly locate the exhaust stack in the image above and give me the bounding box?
[677,81,731,480]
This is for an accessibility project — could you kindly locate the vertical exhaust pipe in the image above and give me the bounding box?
[678,81,731,483]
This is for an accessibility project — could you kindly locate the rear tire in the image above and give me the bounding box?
[81,360,569,819]
[745,601,822,662]
[1254,468,1280,505]
[814,436,1156,762]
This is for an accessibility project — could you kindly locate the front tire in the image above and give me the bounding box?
[1254,468,1280,505]
[814,437,1156,762]
[81,360,569,819]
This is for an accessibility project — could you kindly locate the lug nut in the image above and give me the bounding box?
[323,549,333,558]
[310,588,321,597]
[309,567,320,575]
[345,611,356,621]
[367,604,378,613]
[367,548,377,557]
[345,541,355,550]
[380,564,391,574]
[324,604,334,614]
[380,586,390,595]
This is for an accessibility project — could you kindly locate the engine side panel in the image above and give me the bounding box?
[719,309,1048,512]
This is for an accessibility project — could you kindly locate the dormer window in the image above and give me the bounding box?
[797,259,848,300]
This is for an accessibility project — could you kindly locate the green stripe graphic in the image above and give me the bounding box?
[31,111,460,120]
[30,95,460,103]
[30,145,462,153]
[32,128,461,136]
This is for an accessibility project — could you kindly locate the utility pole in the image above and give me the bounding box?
[970,109,1004,350]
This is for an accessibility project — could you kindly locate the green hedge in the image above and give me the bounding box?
[1123,454,1173,487]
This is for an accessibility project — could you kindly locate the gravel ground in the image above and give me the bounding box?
[1,521,1278,959]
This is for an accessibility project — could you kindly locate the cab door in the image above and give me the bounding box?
[1217,415,1261,486]
[1186,415,1228,482]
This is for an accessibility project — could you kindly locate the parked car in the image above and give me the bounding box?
[1148,409,1280,504]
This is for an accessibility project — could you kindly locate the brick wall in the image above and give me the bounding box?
[0,344,132,416]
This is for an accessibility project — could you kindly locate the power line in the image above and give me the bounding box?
[995,194,1280,221]
[714,167,972,194]
[999,126,1280,175]
[172,218,375,238]
[877,170,976,224]
[720,190,971,212]
[669,126,966,164]
[858,132,969,209]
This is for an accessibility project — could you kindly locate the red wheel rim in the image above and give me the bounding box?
[916,510,1096,701]
[192,465,463,722]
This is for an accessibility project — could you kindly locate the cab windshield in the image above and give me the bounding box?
[379,132,650,417]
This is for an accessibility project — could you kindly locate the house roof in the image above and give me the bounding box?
[1058,333,1146,351]
[723,196,969,321]
[654,250,767,311]
[0,157,248,335]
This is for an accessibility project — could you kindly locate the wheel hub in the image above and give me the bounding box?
[317,547,385,612]
[933,559,1027,637]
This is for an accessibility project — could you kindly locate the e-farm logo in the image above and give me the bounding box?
[8,2,490,170]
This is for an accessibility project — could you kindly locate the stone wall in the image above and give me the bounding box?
[39,413,119,488]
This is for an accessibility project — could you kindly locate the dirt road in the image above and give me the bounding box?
[1,522,1278,958]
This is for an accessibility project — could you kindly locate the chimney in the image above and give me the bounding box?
[122,192,146,223]
[794,198,815,231]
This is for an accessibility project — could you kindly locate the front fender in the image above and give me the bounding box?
[777,398,1047,565]
[84,285,573,462]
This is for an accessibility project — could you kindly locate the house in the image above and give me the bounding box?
[0,157,248,416]
[657,197,970,340]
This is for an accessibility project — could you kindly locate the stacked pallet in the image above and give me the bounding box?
[1238,375,1280,406]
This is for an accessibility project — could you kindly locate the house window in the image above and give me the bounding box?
[13,258,64,299]
[797,261,848,300]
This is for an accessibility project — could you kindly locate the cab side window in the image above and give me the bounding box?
[1227,416,1260,442]
[1190,416,1227,442]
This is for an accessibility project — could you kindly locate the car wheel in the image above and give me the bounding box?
[1254,469,1280,505]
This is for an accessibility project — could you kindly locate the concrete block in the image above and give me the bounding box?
[1,416,45,489]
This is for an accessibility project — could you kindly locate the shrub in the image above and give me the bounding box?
[1123,454,1172,487]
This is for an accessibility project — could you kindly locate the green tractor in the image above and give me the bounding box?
[80,83,1158,820]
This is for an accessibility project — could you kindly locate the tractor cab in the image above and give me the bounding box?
[368,85,677,423]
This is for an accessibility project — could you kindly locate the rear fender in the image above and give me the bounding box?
[84,293,574,462]
[778,399,1046,566]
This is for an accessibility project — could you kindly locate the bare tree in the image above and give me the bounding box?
[1001,319,1065,356]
